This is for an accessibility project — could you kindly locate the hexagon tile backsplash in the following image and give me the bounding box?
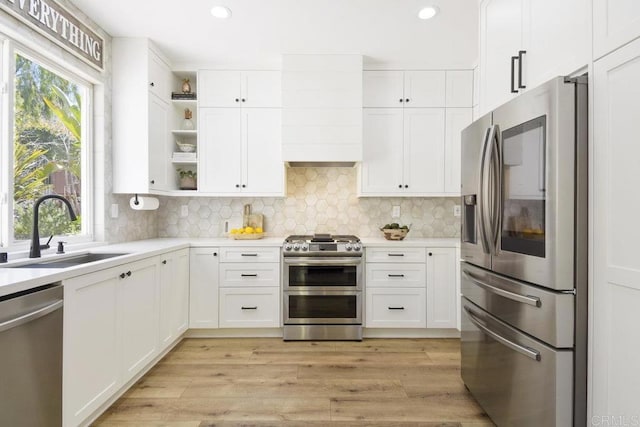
[156,167,460,238]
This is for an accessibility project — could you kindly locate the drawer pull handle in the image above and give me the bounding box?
[388,274,405,278]
[462,269,541,307]
[388,253,405,257]
[388,306,405,310]
[241,253,258,257]
[241,274,258,277]
[241,306,258,310]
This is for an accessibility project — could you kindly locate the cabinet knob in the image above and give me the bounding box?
[398,184,402,189]
[405,98,410,103]
[241,98,246,102]
[119,273,126,279]
[126,271,132,277]
[235,98,240,102]
[399,98,404,103]
[162,260,167,264]
[150,180,155,184]
[428,252,433,256]
[213,252,218,256]
[149,82,155,87]
[235,184,240,188]
[241,184,246,188]
[404,185,409,188]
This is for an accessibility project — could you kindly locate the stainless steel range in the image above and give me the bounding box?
[282,234,363,341]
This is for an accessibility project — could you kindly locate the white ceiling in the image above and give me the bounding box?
[69,0,479,70]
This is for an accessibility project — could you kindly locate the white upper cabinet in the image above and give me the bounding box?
[199,70,281,108]
[199,108,284,195]
[479,0,589,113]
[593,0,640,59]
[112,38,173,194]
[363,70,446,107]
[361,69,471,197]
[446,70,474,107]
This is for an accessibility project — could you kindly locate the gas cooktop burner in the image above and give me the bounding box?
[283,234,362,256]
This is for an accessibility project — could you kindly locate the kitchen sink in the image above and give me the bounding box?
[12,253,130,269]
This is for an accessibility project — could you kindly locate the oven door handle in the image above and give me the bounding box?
[283,258,362,266]
[463,305,541,361]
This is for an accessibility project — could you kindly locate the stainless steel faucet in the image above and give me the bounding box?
[29,195,77,258]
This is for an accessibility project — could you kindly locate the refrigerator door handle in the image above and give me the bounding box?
[481,125,498,254]
[464,305,541,361]
[462,269,542,307]
[488,124,502,255]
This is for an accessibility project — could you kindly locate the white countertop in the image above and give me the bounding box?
[0,236,459,298]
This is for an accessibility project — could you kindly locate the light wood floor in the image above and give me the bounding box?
[94,338,494,426]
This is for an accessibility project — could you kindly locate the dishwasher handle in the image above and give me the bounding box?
[0,300,63,333]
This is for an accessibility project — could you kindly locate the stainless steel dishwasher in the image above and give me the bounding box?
[0,284,63,427]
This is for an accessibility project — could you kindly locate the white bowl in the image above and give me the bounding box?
[176,143,196,152]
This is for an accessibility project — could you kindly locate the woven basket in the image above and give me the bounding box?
[381,228,409,240]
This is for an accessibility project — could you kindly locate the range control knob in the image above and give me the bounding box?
[293,243,301,251]
[353,243,362,252]
[301,243,309,251]
[345,243,353,251]
[284,243,293,251]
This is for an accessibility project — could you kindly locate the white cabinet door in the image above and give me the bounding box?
[120,258,160,383]
[365,288,427,328]
[242,71,282,107]
[148,94,170,191]
[363,71,404,107]
[189,248,220,328]
[404,71,446,107]
[523,0,589,89]
[198,108,242,193]
[198,70,242,107]
[63,268,120,427]
[446,70,474,108]
[480,0,524,113]
[148,48,171,100]
[592,38,640,420]
[444,108,473,194]
[403,108,445,193]
[593,0,640,59]
[361,109,404,194]
[426,248,458,329]
[243,109,284,195]
[159,249,190,348]
[219,287,280,328]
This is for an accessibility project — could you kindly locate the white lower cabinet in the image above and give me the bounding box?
[159,248,190,347]
[63,267,120,427]
[366,288,427,328]
[189,247,220,328]
[119,258,160,383]
[63,256,160,426]
[218,246,280,328]
[426,248,458,329]
[219,287,280,328]
[365,245,458,330]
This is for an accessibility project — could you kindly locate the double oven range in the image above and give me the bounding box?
[282,234,363,341]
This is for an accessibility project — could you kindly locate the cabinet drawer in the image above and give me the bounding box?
[219,247,280,263]
[365,288,426,328]
[366,263,426,288]
[366,247,426,263]
[219,263,280,287]
[219,287,280,328]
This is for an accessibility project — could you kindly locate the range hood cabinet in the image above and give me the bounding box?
[282,54,363,163]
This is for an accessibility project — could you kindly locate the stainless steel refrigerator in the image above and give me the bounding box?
[460,76,588,427]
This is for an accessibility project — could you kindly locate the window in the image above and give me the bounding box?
[1,40,93,248]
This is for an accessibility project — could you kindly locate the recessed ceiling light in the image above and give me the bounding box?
[418,6,439,20]
[210,6,232,19]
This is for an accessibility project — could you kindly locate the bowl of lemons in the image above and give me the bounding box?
[229,226,265,240]
[380,223,410,240]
